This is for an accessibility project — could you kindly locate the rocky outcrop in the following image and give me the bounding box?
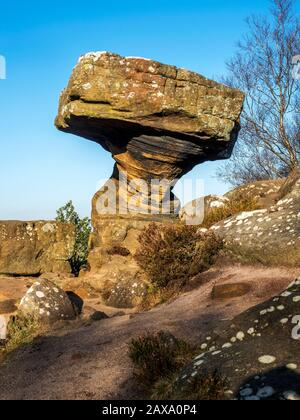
[180,179,284,225]
[86,215,176,307]
[225,179,285,208]
[56,52,244,215]
[19,279,77,323]
[55,52,244,295]
[0,221,75,276]
[176,276,300,400]
[211,169,300,266]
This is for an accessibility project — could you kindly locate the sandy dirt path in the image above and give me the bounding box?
[0,265,298,400]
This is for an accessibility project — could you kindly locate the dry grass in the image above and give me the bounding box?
[4,315,40,354]
[128,331,228,400]
[151,371,228,400]
[136,285,181,312]
[202,193,259,228]
[128,331,196,387]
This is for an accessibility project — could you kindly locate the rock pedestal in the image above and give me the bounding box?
[86,214,177,307]
[55,52,244,300]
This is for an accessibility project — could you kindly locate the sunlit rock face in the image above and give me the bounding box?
[56,52,244,216]
[0,221,75,276]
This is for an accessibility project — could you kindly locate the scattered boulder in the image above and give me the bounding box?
[102,274,148,309]
[211,169,300,266]
[176,276,300,400]
[0,221,75,276]
[18,279,77,323]
[212,283,251,300]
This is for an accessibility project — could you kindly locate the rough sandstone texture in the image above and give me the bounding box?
[55,52,244,293]
[86,215,177,307]
[56,51,244,215]
[180,179,284,225]
[176,276,300,400]
[210,169,300,266]
[0,221,75,276]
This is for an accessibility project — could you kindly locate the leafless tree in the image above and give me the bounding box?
[218,0,300,187]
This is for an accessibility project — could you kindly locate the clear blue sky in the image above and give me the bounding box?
[0,0,289,220]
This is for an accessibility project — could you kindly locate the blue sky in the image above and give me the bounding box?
[0,0,288,219]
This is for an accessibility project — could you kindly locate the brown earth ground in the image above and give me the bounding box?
[0,263,299,400]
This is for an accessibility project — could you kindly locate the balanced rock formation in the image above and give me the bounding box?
[56,51,244,216]
[0,221,75,276]
[176,276,300,400]
[211,169,300,266]
[55,52,244,299]
[19,279,77,323]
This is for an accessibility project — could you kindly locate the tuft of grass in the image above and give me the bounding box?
[128,331,228,400]
[5,315,40,354]
[135,224,223,290]
[151,371,229,400]
[136,285,181,312]
[128,331,195,387]
[202,193,259,228]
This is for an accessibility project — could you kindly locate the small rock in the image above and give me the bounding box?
[90,311,109,321]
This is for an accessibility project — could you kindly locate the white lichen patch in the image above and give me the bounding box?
[258,355,276,365]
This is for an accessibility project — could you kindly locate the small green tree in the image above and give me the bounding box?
[56,201,91,276]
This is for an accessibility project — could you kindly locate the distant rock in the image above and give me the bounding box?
[0,221,75,276]
[180,195,229,225]
[211,169,300,266]
[176,276,300,400]
[225,179,284,208]
[19,279,77,323]
[180,179,284,226]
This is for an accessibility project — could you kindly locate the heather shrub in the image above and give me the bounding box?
[128,331,194,387]
[135,223,223,289]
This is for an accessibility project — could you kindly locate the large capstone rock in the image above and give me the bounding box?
[56,52,244,215]
[0,221,75,276]
[211,169,300,266]
[176,276,300,400]
[18,279,77,323]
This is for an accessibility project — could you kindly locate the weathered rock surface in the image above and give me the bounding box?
[0,221,75,276]
[56,52,244,214]
[211,282,252,300]
[176,276,300,400]
[86,215,177,307]
[211,169,300,266]
[180,179,284,225]
[179,194,229,225]
[225,179,284,208]
[19,279,77,323]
